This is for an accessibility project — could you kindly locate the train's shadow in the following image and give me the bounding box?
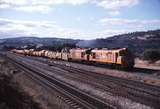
[79,62,159,75]
[130,67,159,74]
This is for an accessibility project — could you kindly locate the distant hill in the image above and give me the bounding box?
[0,37,79,46]
[0,29,160,55]
[0,37,79,50]
[77,29,160,55]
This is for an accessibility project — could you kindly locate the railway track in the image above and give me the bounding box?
[45,60,160,108]
[17,54,160,108]
[6,53,116,109]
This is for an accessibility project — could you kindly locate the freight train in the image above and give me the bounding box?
[11,48,135,69]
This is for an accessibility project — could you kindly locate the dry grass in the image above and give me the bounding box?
[0,73,41,109]
[0,55,41,109]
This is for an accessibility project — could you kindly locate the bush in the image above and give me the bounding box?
[142,49,160,62]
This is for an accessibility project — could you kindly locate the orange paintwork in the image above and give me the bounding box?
[90,48,126,65]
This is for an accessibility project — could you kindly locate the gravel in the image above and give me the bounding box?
[51,60,160,86]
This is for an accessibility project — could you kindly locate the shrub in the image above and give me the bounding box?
[142,49,160,62]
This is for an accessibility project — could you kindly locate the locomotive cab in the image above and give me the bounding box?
[118,48,135,68]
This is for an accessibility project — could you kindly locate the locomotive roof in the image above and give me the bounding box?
[91,48,126,53]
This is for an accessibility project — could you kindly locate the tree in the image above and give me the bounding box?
[142,49,160,62]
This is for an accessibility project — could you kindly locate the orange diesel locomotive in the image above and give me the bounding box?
[89,48,134,68]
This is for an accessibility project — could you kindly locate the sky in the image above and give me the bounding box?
[0,0,160,39]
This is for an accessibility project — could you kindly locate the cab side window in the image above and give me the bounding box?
[116,53,118,57]
[92,52,96,59]
[81,52,85,58]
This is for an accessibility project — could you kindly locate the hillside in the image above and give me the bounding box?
[77,29,160,55]
[0,37,79,50]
